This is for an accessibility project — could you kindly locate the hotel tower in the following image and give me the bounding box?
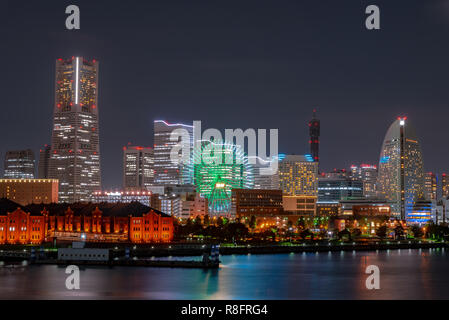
[377,117,424,220]
[48,57,101,203]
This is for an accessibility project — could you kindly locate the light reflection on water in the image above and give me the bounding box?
[0,249,449,299]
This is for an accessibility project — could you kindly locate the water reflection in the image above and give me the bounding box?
[0,249,448,299]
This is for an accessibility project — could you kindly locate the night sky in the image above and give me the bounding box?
[1,0,449,188]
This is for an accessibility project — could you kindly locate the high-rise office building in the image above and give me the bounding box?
[309,109,320,162]
[377,117,424,220]
[350,164,378,198]
[278,155,318,196]
[442,173,449,198]
[38,144,51,179]
[153,120,193,185]
[48,57,101,203]
[318,177,363,203]
[424,172,437,201]
[3,149,35,179]
[123,145,154,190]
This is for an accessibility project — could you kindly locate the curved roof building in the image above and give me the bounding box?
[377,117,424,220]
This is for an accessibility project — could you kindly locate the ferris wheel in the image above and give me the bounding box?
[183,140,254,215]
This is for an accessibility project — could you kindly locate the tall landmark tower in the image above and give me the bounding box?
[48,57,101,203]
[309,109,320,162]
[377,117,424,220]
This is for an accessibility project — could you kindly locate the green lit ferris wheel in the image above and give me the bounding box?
[183,140,254,215]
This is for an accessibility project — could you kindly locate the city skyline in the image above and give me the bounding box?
[1,1,449,189]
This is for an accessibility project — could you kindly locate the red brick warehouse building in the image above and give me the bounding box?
[0,199,174,245]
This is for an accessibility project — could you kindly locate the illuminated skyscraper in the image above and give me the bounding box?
[309,109,320,162]
[48,57,101,203]
[377,117,424,220]
[153,120,193,185]
[278,155,318,196]
[350,164,378,198]
[123,145,154,190]
[318,177,363,202]
[424,172,437,201]
[3,149,35,179]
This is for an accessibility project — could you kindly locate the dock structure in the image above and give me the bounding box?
[0,243,221,269]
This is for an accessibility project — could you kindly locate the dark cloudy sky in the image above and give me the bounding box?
[1,0,449,188]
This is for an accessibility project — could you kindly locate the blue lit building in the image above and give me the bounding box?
[408,199,433,225]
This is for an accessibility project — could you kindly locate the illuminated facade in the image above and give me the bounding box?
[250,155,280,190]
[48,57,101,203]
[158,194,182,217]
[350,164,377,198]
[153,120,193,185]
[123,145,154,190]
[38,145,51,179]
[316,202,340,216]
[0,179,59,206]
[0,200,174,244]
[408,199,433,225]
[424,172,437,201]
[282,195,317,216]
[278,155,318,196]
[339,199,391,217]
[3,149,35,179]
[443,173,449,198]
[92,190,152,206]
[180,194,208,219]
[377,117,424,220]
[0,207,47,245]
[231,189,283,219]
